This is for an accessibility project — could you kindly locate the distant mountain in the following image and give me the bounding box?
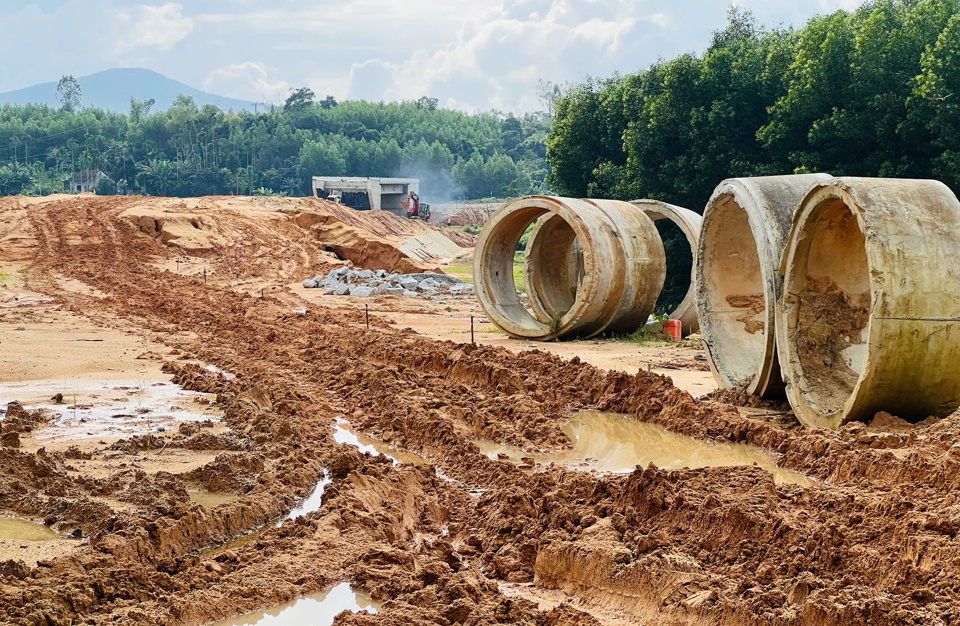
[0,68,257,114]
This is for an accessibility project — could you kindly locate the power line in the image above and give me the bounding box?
[0,126,90,158]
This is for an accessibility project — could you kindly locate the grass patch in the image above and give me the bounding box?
[609,325,673,346]
[0,266,8,284]
[444,261,475,284]
[513,252,525,293]
[446,253,524,291]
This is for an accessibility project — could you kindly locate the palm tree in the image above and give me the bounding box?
[0,162,34,196]
[137,159,177,196]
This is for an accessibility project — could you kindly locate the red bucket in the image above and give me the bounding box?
[663,319,682,341]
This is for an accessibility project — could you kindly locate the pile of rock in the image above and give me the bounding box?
[303,266,475,298]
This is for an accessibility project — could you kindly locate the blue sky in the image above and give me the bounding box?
[0,0,861,112]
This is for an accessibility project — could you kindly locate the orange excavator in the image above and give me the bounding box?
[402,191,431,221]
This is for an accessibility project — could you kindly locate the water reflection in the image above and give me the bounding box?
[0,518,61,541]
[208,582,380,626]
[476,412,815,486]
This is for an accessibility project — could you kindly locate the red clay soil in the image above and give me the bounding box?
[2,195,960,625]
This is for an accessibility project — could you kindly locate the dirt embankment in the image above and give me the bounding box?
[2,195,960,625]
[50,194,474,280]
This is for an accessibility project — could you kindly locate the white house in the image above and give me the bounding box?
[69,169,108,194]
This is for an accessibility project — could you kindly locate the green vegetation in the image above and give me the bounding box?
[548,1,960,209]
[513,252,526,293]
[0,265,8,283]
[617,326,673,346]
[443,259,475,284]
[0,88,550,200]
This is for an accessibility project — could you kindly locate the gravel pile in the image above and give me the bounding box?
[303,266,475,298]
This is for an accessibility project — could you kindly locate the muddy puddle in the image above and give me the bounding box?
[201,525,270,557]
[204,364,237,380]
[204,472,331,556]
[334,418,429,465]
[208,582,379,626]
[188,487,239,509]
[285,471,332,522]
[0,377,220,442]
[478,412,815,486]
[0,518,61,541]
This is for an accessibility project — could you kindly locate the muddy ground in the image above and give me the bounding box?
[2,194,960,625]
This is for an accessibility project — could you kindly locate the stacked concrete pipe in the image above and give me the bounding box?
[777,177,960,429]
[695,174,831,397]
[523,200,702,337]
[474,196,665,340]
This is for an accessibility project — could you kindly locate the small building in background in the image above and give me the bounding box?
[69,169,108,194]
[312,176,419,216]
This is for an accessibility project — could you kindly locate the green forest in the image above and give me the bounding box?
[0,89,550,201]
[548,0,960,212]
[2,0,958,207]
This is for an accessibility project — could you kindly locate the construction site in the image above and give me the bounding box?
[3,176,960,626]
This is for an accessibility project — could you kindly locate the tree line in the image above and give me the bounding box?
[0,86,550,201]
[547,0,960,212]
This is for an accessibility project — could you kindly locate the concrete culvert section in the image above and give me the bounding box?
[524,199,699,336]
[631,200,702,335]
[696,174,830,397]
[778,177,960,429]
[474,196,665,340]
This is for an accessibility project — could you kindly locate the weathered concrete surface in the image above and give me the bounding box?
[474,196,665,340]
[631,199,703,336]
[696,174,830,398]
[523,199,700,337]
[777,177,960,429]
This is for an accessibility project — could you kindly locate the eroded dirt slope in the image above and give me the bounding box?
[1,196,960,626]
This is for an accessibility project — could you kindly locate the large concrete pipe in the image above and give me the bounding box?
[633,200,702,335]
[777,177,960,429]
[524,200,702,336]
[474,196,665,340]
[696,174,831,397]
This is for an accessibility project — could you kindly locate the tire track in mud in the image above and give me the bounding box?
[5,197,960,625]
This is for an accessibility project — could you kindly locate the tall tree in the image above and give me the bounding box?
[56,75,82,112]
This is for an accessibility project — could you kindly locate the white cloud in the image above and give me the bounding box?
[0,0,873,112]
[345,59,399,101]
[202,62,289,103]
[114,3,193,54]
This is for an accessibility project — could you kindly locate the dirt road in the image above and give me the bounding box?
[2,195,960,625]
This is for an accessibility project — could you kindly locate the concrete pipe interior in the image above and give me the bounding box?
[652,218,692,317]
[782,197,870,421]
[525,203,695,335]
[527,216,686,320]
[480,205,554,334]
[475,198,618,340]
[699,196,767,387]
[524,216,583,324]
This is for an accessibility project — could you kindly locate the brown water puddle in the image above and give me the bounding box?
[334,418,429,465]
[201,418,431,557]
[208,582,379,625]
[188,487,240,509]
[0,518,61,541]
[1,377,221,443]
[477,412,815,487]
[201,525,271,557]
